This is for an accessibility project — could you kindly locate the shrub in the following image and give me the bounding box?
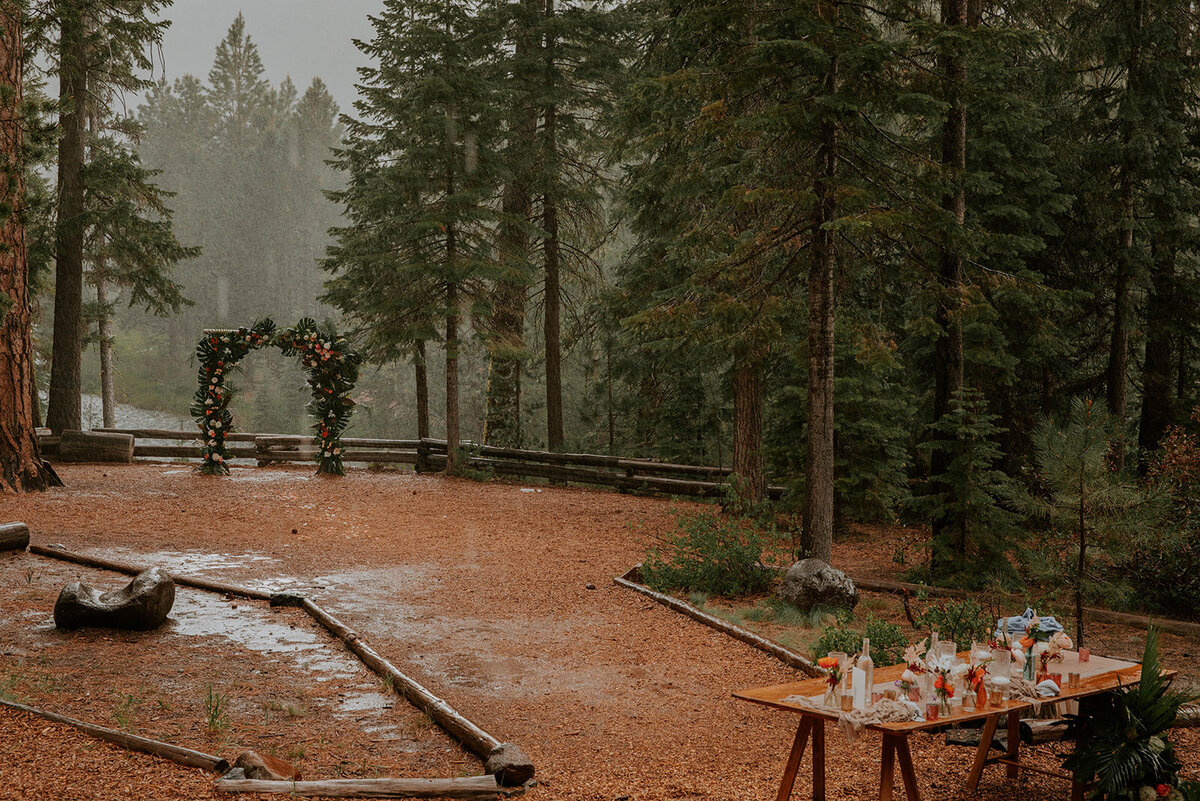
[913,593,994,648]
[1118,533,1200,621]
[1064,628,1198,800]
[641,511,772,597]
[810,614,909,666]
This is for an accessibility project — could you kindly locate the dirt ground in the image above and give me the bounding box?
[2,463,1197,800]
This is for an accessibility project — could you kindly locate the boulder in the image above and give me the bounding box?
[485,742,535,787]
[776,558,858,613]
[54,567,176,631]
[234,750,302,781]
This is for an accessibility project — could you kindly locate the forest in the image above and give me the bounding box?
[2,0,1200,616]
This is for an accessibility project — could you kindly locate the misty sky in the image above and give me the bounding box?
[154,0,385,113]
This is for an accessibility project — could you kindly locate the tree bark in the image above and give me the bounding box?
[929,0,970,572]
[543,0,563,454]
[0,1,47,491]
[415,339,429,440]
[96,273,116,429]
[47,6,88,434]
[731,355,765,504]
[1138,241,1173,470]
[445,281,459,470]
[803,43,838,565]
[483,0,536,450]
[1107,0,1143,471]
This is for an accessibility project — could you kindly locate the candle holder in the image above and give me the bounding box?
[925,702,940,721]
[1067,672,1081,689]
[840,692,854,712]
[872,691,885,705]
[1049,673,1063,689]
[1078,648,1090,663]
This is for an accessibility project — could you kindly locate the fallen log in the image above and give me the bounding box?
[0,522,29,551]
[1020,718,1070,745]
[845,575,1200,640]
[28,544,274,602]
[213,775,505,798]
[298,599,506,762]
[58,430,134,464]
[613,573,821,677]
[0,698,228,773]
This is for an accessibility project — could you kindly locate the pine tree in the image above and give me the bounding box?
[0,0,49,490]
[82,122,198,426]
[1026,398,1150,645]
[44,0,174,433]
[324,0,502,466]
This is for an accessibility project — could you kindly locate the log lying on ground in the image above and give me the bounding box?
[845,575,1200,640]
[613,570,821,677]
[213,775,506,798]
[1020,718,1070,745]
[57,430,135,463]
[296,598,534,786]
[0,522,30,551]
[29,544,274,601]
[0,698,228,773]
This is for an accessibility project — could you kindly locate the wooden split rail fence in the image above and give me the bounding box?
[36,428,785,499]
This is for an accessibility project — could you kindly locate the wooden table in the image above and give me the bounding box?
[735,651,1154,801]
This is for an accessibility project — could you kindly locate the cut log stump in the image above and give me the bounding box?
[58,430,134,463]
[0,522,29,551]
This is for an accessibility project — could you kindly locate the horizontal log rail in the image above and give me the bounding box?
[44,428,786,501]
[213,775,507,798]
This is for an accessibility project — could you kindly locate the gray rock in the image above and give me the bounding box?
[53,567,176,631]
[776,558,859,613]
[485,742,535,787]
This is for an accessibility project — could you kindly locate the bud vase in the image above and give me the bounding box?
[1023,649,1036,681]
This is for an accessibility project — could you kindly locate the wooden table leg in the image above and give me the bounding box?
[895,736,921,801]
[966,713,1000,791]
[776,718,814,801]
[880,735,896,801]
[1006,712,1020,780]
[811,719,825,801]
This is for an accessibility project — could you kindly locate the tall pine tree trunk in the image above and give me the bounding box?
[96,272,116,429]
[415,339,429,440]
[1107,0,1143,471]
[485,184,529,448]
[803,44,839,565]
[731,354,765,504]
[930,0,970,573]
[484,0,536,449]
[543,0,563,453]
[1138,241,1173,470]
[47,8,88,434]
[0,2,47,491]
[445,280,460,470]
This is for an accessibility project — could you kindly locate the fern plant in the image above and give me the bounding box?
[1063,628,1197,800]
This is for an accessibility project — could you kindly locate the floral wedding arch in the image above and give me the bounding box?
[190,318,361,475]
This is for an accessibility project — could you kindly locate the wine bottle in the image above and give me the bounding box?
[860,638,875,708]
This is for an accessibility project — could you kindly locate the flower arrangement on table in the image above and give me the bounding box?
[1038,630,1072,682]
[993,612,1059,681]
[896,639,927,702]
[926,654,968,714]
[818,655,843,707]
[964,662,988,706]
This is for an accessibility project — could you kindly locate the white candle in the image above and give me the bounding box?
[852,667,867,710]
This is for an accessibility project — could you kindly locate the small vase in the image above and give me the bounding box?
[940,698,952,717]
[823,688,837,709]
[976,683,987,710]
[1022,650,1036,681]
[907,687,921,703]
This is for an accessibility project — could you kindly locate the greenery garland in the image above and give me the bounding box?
[190,318,361,476]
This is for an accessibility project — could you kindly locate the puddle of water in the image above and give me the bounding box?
[93,547,310,594]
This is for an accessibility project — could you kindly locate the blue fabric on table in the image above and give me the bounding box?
[993,607,1064,639]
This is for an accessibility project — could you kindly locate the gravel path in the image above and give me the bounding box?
[3,463,1197,800]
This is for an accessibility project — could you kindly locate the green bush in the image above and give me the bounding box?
[913,594,993,648]
[810,614,909,666]
[1118,533,1200,621]
[641,511,772,597]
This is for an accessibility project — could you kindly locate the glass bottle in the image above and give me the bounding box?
[860,638,875,708]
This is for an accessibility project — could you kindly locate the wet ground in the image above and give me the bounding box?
[0,549,467,780]
[3,463,1198,801]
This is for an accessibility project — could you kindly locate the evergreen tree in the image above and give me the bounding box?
[82,122,198,426]
[45,0,174,434]
[0,0,49,490]
[324,0,502,466]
